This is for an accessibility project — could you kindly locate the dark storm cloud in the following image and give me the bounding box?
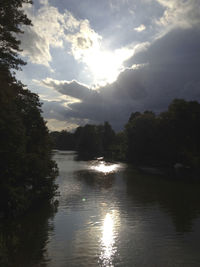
[42,79,96,100]
[125,27,200,108]
[42,26,200,130]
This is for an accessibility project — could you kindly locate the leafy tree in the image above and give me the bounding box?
[112,131,127,161]
[0,0,32,70]
[52,122,117,159]
[50,130,75,150]
[159,99,200,167]
[124,99,200,173]
[125,111,158,164]
[0,0,58,216]
[75,124,103,157]
[102,121,115,153]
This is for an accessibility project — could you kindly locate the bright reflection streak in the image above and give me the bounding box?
[99,212,117,266]
[90,161,119,174]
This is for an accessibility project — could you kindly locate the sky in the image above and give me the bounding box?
[17,0,200,131]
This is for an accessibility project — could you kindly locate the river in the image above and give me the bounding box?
[1,150,200,266]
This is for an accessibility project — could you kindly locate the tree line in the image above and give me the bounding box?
[50,121,122,159]
[51,98,200,174]
[0,0,58,217]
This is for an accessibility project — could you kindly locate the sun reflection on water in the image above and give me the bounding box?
[99,212,118,266]
[90,161,119,174]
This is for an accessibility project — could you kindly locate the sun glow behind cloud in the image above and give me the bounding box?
[66,18,134,86]
[21,2,135,87]
[84,47,134,86]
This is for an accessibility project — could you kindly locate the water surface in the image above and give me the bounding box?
[1,150,200,267]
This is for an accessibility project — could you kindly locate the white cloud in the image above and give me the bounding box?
[155,0,200,30]
[65,19,102,60]
[134,24,146,32]
[20,5,84,66]
[20,28,52,66]
[39,0,48,5]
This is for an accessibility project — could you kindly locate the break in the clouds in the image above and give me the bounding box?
[18,0,200,131]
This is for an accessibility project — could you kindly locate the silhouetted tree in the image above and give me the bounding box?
[50,130,75,150]
[0,0,58,216]
[125,99,200,173]
[52,122,117,159]
[125,111,158,164]
[75,124,103,157]
[102,121,115,154]
[0,0,32,70]
[159,99,200,167]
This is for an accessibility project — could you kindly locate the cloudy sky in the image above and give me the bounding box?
[17,0,200,131]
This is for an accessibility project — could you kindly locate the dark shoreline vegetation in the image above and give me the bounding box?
[50,98,200,179]
[0,0,58,218]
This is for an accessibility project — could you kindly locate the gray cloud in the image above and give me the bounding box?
[43,26,200,130]
[42,78,95,100]
[124,27,200,108]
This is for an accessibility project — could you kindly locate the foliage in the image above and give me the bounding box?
[0,0,58,217]
[125,111,158,164]
[50,122,117,159]
[112,131,127,161]
[0,0,32,70]
[75,124,103,157]
[50,130,75,150]
[125,99,200,171]
[159,99,200,167]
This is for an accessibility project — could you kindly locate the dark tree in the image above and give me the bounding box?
[0,0,32,70]
[125,111,158,164]
[159,99,200,167]
[52,122,117,159]
[50,130,75,150]
[0,0,58,216]
[124,99,200,173]
[102,121,115,153]
[75,124,103,157]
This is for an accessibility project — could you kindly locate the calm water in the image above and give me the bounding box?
[1,150,200,267]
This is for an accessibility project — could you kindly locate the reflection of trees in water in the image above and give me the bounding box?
[125,169,200,233]
[75,170,115,189]
[0,202,58,267]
